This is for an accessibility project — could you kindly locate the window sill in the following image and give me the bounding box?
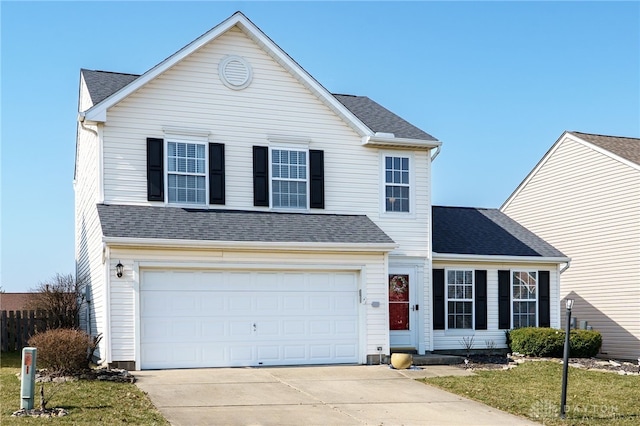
[443,329,476,336]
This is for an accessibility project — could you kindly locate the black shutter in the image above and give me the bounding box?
[209,143,225,205]
[309,149,324,209]
[475,270,487,330]
[253,146,269,206]
[538,271,551,327]
[498,270,511,329]
[432,269,445,330]
[147,138,164,201]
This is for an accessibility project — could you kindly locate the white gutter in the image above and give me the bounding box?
[103,237,398,253]
[559,259,571,274]
[363,134,442,150]
[432,252,571,264]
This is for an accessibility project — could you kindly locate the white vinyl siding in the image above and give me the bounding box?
[503,134,640,359]
[99,27,431,256]
[75,77,107,362]
[432,261,560,351]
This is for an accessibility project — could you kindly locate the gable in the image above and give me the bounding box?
[80,12,439,149]
[502,131,640,211]
[80,13,368,137]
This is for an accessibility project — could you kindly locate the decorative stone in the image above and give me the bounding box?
[391,353,413,369]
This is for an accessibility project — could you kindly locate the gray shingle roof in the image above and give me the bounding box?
[96,204,394,245]
[80,70,437,141]
[333,94,438,141]
[81,69,140,106]
[432,206,566,258]
[570,131,640,166]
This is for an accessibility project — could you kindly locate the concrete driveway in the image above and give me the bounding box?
[135,365,537,425]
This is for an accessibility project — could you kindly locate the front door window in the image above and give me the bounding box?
[389,274,410,330]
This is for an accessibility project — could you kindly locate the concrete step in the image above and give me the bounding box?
[385,353,464,366]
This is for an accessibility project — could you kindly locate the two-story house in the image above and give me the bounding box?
[75,12,568,370]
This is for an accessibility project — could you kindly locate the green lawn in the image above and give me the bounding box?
[1,351,169,425]
[423,361,640,425]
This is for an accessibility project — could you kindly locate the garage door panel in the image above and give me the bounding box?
[201,294,224,311]
[257,346,280,361]
[140,270,359,369]
[256,295,279,311]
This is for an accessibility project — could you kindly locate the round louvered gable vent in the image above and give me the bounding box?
[219,55,253,90]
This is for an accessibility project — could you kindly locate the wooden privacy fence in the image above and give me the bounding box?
[1,310,56,352]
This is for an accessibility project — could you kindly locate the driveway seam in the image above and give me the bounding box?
[264,370,367,425]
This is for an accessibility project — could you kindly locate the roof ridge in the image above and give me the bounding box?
[83,69,141,77]
[571,131,640,141]
[432,205,496,211]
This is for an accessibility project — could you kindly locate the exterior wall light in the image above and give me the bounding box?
[115,261,124,278]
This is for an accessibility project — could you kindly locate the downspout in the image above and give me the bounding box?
[78,113,98,136]
[430,144,441,161]
[560,260,571,274]
[427,144,440,353]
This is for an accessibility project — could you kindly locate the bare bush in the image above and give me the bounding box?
[459,336,475,357]
[28,328,92,375]
[26,273,86,329]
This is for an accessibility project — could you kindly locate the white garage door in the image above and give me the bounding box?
[140,270,360,369]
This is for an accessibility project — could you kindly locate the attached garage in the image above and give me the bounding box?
[140,269,360,369]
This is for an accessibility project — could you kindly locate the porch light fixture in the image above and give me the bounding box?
[560,298,574,419]
[115,261,124,278]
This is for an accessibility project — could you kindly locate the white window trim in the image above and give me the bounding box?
[379,151,415,217]
[511,269,539,328]
[268,146,309,211]
[444,268,475,331]
[163,136,209,207]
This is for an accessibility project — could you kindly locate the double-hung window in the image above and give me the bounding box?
[512,271,537,328]
[447,270,473,329]
[272,148,307,209]
[167,141,206,205]
[384,155,410,212]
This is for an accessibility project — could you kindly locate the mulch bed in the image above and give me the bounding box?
[459,353,640,375]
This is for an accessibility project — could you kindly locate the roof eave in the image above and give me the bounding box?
[363,135,442,150]
[432,252,570,264]
[103,236,398,252]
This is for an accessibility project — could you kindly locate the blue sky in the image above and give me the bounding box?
[1,2,638,292]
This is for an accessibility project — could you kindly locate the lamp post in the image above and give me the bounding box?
[560,298,574,419]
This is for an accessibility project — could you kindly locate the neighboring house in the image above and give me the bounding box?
[75,12,567,370]
[0,293,33,311]
[502,131,640,360]
[431,207,568,351]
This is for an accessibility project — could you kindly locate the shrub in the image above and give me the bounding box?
[508,327,602,358]
[28,328,91,374]
[569,329,602,357]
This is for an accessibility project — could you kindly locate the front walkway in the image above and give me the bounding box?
[135,365,537,425]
